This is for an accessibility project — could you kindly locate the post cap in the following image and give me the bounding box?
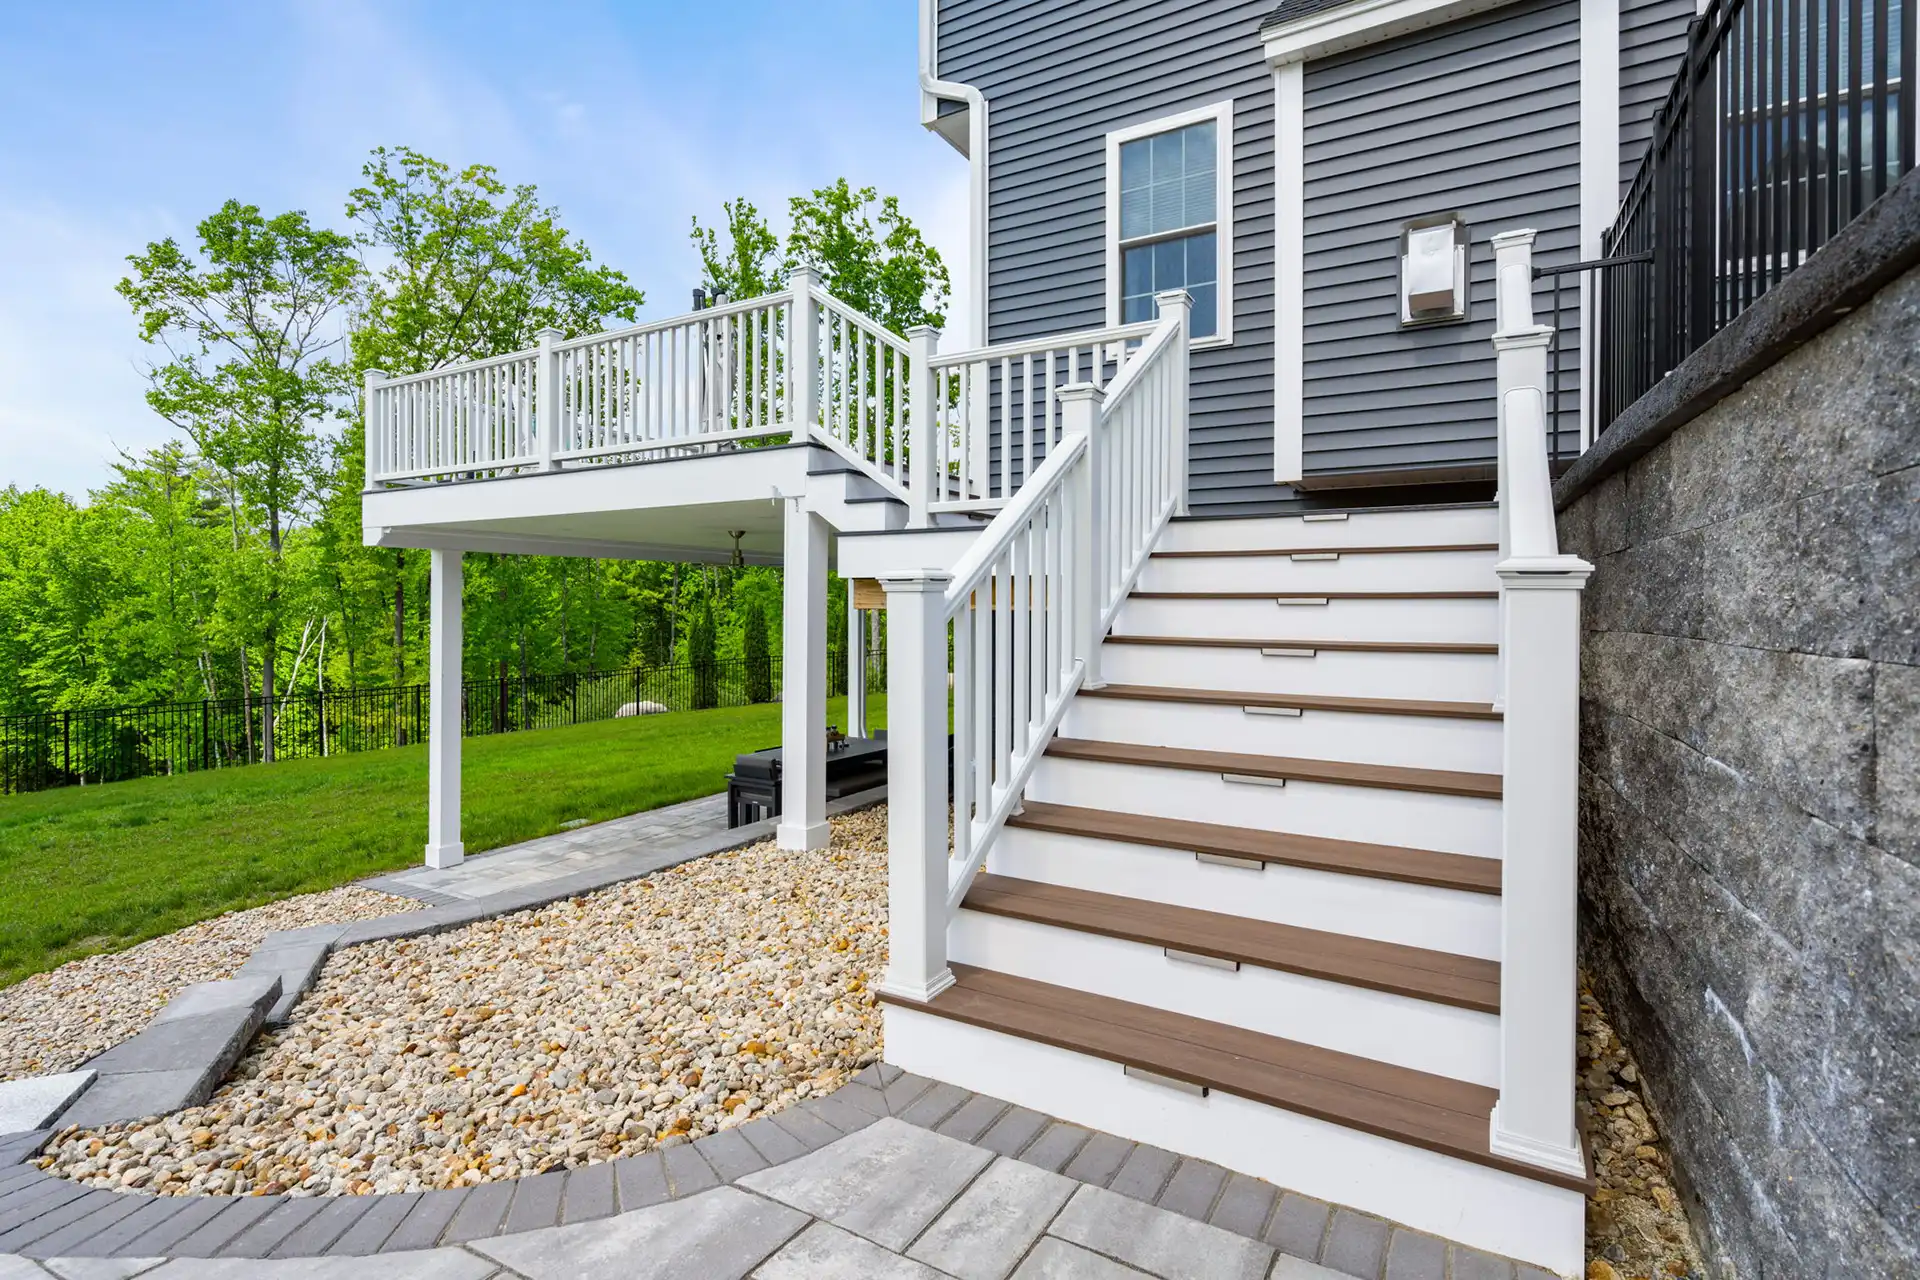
[535,325,565,341]
[876,568,953,593]
[1054,381,1106,403]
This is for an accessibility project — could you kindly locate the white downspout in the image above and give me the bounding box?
[919,0,988,345]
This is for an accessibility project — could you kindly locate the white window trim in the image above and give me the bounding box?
[1104,99,1236,349]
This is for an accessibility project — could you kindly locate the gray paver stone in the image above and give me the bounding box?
[439,1179,512,1242]
[879,1071,937,1114]
[18,1194,152,1258]
[1156,1159,1229,1222]
[470,1184,806,1280]
[659,1142,718,1198]
[1264,1192,1332,1260]
[501,1171,566,1234]
[805,1086,884,1131]
[766,1104,842,1152]
[612,1152,670,1213]
[1061,1131,1130,1186]
[896,1080,972,1129]
[560,1161,616,1224]
[0,1075,95,1138]
[907,1156,1077,1280]
[935,1093,1009,1144]
[0,1182,90,1241]
[1207,1173,1277,1239]
[54,1071,211,1132]
[1018,1123,1092,1174]
[736,1116,808,1167]
[267,1194,377,1257]
[737,1115,993,1252]
[142,1249,496,1277]
[322,1192,417,1256]
[1384,1228,1448,1280]
[977,1106,1049,1159]
[1104,1143,1180,1203]
[1319,1209,1391,1279]
[690,1129,766,1183]
[0,1191,121,1253]
[1271,1258,1363,1279]
[379,1188,466,1252]
[760,1221,948,1280]
[1445,1246,1516,1280]
[0,1256,47,1280]
[1011,1237,1142,1279]
[115,1196,229,1256]
[166,1195,286,1257]
[42,1258,169,1279]
[77,1197,199,1257]
[1513,1265,1559,1280]
[215,1196,330,1258]
[149,977,278,1026]
[1049,1184,1273,1280]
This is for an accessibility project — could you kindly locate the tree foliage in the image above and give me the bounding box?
[743,602,773,704]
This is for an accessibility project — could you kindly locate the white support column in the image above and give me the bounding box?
[536,327,563,472]
[1152,290,1193,516]
[779,501,831,851]
[362,369,387,491]
[1057,383,1106,690]
[876,569,955,1004]
[424,548,465,870]
[787,268,820,432]
[907,324,941,526]
[846,578,868,739]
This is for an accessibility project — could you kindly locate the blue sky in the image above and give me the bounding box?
[0,0,970,499]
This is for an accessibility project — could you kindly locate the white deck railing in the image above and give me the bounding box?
[1485,229,1594,1181]
[878,292,1191,1002]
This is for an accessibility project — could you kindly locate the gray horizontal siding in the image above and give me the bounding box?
[1620,0,1695,195]
[1301,0,1586,475]
[940,0,1290,515]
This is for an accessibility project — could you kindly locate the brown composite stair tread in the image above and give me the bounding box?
[1104,634,1499,655]
[1005,800,1502,895]
[1151,542,1499,559]
[1080,682,1501,721]
[882,964,1591,1193]
[1129,589,1499,600]
[1045,737,1503,800]
[963,873,1500,1013]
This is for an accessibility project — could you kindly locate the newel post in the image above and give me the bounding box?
[876,569,955,1003]
[1152,290,1193,516]
[1057,382,1107,689]
[1489,229,1542,714]
[535,327,564,472]
[787,267,821,432]
[907,324,942,526]
[363,369,387,490]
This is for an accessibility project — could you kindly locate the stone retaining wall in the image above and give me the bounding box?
[1556,255,1918,1277]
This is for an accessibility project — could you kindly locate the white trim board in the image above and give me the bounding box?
[1103,99,1237,350]
[1273,63,1305,483]
[1261,0,1530,65]
[919,0,989,345]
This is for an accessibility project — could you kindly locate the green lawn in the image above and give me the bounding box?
[0,695,885,988]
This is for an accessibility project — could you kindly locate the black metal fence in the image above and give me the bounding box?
[1,650,885,795]
[1591,0,1914,430]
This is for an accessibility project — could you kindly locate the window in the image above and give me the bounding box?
[1106,102,1234,344]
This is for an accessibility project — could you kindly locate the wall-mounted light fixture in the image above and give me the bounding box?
[1399,215,1469,326]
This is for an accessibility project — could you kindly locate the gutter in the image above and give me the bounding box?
[919,0,989,345]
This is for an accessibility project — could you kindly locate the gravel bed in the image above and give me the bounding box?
[0,886,419,1083]
[1579,974,1706,1280]
[40,806,888,1196]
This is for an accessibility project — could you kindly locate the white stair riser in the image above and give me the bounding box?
[950,910,1499,1086]
[1062,697,1503,773]
[884,1007,1586,1279]
[1159,508,1500,553]
[1113,596,1498,644]
[1029,756,1502,858]
[989,826,1501,958]
[1099,643,1499,702]
[1136,549,1498,594]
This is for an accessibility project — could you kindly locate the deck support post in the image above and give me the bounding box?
[907,324,941,526]
[778,500,831,851]
[846,578,867,739]
[424,548,465,869]
[1058,383,1106,690]
[876,569,955,1003]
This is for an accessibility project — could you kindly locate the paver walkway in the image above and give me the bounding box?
[0,1067,1553,1280]
[363,793,731,906]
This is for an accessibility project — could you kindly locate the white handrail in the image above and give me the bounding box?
[811,288,913,501]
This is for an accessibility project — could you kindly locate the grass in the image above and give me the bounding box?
[0,695,886,989]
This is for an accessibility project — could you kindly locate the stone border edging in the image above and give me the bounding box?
[1554,162,1920,511]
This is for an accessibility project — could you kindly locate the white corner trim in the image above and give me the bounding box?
[1273,64,1305,484]
[1103,98,1237,347]
[919,0,989,345]
[1262,0,1526,65]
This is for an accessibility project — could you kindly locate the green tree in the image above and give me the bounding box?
[690,197,781,303]
[118,201,359,759]
[786,179,949,332]
[689,596,719,710]
[742,602,772,704]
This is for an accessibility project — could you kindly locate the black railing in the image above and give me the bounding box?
[1593,0,1914,432]
[0,650,885,795]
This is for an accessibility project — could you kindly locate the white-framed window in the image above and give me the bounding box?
[1105,99,1235,346]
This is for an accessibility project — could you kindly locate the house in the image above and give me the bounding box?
[360,1,1916,1275]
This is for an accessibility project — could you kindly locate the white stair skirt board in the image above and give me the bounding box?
[1113,595,1498,645]
[1029,756,1502,859]
[949,910,1499,1086]
[1061,698,1503,774]
[1157,507,1500,554]
[988,826,1501,959]
[1099,643,1500,703]
[1135,548,1500,594]
[883,1006,1586,1279]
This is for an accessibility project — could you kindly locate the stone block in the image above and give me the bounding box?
[907,1156,1076,1280]
[895,1080,971,1129]
[55,1072,208,1130]
[501,1170,566,1234]
[1383,1227,1447,1279]
[1048,1183,1272,1280]
[85,1011,261,1078]
[560,1161,615,1224]
[1207,1173,1275,1239]
[1155,1158,1228,1221]
[321,1191,416,1255]
[268,1194,379,1257]
[0,1188,122,1252]
[149,976,279,1026]
[1010,1236,1139,1278]
[113,1195,229,1256]
[933,1093,1008,1144]
[215,1196,329,1258]
[471,1184,806,1280]
[691,1127,767,1183]
[1446,1244,1517,1279]
[1318,1209,1389,1278]
[163,1194,285,1258]
[977,1105,1049,1159]
[767,1104,841,1152]
[379,1188,466,1252]
[658,1142,718,1198]
[1104,1143,1179,1203]
[735,1116,808,1166]
[42,1259,170,1280]
[17,1191,151,1257]
[0,1073,94,1137]
[762,1221,947,1280]
[737,1115,992,1252]
[142,1250,497,1278]
[1879,660,1920,867]
[612,1152,670,1213]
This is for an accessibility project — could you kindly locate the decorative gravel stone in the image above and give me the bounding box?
[1577,974,1705,1280]
[39,806,888,1198]
[0,887,418,1082]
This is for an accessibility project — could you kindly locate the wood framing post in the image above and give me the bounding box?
[425,548,465,869]
[778,500,830,851]
[846,577,868,739]
[1057,382,1106,690]
[876,568,955,1003]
